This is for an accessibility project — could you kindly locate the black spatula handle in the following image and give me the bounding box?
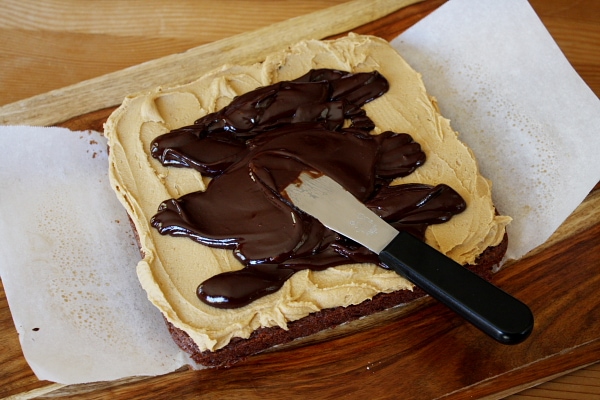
[379,231,533,344]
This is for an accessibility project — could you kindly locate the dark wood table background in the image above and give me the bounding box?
[1,1,599,398]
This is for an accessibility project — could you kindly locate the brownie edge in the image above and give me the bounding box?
[166,233,508,368]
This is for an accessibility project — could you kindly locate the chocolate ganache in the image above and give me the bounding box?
[149,69,466,308]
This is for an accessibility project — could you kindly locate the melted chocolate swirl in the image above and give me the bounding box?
[150,69,466,308]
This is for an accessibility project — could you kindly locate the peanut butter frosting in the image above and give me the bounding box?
[104,34,510,352]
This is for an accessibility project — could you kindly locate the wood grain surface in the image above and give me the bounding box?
[1,1,599,399]
[0,0,425,126]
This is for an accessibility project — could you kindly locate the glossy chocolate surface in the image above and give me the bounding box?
[150,69,466,308]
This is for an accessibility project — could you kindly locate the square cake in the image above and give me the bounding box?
[104,34,510,367]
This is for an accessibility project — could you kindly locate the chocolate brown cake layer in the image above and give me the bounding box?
[167,233,508,368]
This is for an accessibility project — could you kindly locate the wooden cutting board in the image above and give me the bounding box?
[1,1,599,398]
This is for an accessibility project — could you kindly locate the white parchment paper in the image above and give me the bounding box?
[0,0,599,385]
[392,0,600,260]
[0,127,190,384]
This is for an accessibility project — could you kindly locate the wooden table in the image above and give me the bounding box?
[1,1,599,398]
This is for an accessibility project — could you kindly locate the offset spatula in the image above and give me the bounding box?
[283,172,534,345]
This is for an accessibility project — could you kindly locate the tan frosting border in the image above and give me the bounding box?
[104,34,510,352]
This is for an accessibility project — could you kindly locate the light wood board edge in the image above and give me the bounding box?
[498,362,598,400]
[0,0,423,127]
